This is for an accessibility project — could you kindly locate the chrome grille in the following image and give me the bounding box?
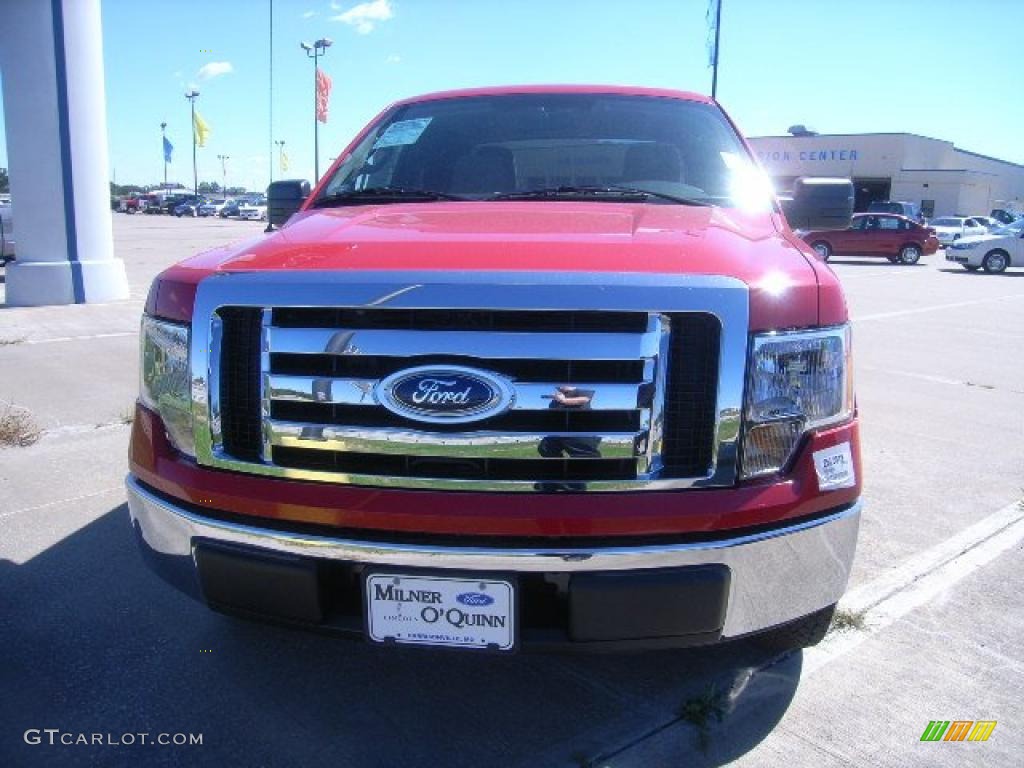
[191,272,748,492]
[259,309,664,485]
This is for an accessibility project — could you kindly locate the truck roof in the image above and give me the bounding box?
[390,84,714,107]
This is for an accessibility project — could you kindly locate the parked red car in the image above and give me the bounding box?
[128,85,861,654]
[801,212,939,264]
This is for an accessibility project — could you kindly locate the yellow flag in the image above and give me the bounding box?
[193,111,211,148]
[280,150,290,172]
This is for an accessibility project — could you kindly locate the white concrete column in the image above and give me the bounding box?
[0,0,128,306]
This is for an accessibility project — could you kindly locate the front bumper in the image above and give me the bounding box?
[945,249,977,264]
[127,475,861,649]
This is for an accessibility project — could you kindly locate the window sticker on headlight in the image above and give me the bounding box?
[812,442,855,491]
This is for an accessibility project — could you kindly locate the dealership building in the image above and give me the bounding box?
[748,132,1024,219]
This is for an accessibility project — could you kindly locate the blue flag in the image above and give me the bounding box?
[163,137,173,163]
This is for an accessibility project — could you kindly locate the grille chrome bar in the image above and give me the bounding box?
[266,374,646,411]
[266,324,662,360]
[190,271,748,492]
[267,420,640,459]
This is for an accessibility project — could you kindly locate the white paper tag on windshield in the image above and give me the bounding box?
[813,442,855,491]
[373,118,433,149]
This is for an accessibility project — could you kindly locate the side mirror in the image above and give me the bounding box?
[267,179,311,229]
[779,177,854,231]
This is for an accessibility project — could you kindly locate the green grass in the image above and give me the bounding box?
[830,607,867,633]
[0,403,41,447]
[679,683,727,753]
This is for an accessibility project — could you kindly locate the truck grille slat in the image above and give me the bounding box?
[270,400,644,433]
[272,447,638,483]
[272,307,649,333]
[270,353,647,383]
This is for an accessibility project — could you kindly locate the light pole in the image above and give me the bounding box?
[160,121,168,188]
[300,38,331,182]
[185,90,200,195]
[217,154,229,193]
[275,140,285,173]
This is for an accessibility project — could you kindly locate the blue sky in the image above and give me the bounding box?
[2,0,1023,191]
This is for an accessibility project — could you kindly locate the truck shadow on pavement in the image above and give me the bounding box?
[0,504,802,768]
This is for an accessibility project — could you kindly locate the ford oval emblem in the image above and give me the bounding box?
[456,592,495,607]
[375,365,514,424]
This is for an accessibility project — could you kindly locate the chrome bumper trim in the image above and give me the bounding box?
[126,475,861,638]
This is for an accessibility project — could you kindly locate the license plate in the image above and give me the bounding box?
[365,573,515,651]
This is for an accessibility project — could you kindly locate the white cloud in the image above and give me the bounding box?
[330,1,343,9]
[332,0,393,34]
[302,10,316,18]
[197,61,234,80]
[172,70,182,79]
[386,54,401,64]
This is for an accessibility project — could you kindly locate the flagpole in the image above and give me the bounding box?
[185,90,200,196]
[302,38,332,183]
[161,122,167,188]
[269,0,274,186]
[711,0,723,100]
[313,48,318,182]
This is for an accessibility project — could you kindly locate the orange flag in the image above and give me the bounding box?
[316,68,332,123]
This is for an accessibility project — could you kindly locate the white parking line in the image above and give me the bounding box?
[22,331,137,345]
[802,498,1024,677]
[857,365,1012,392]
[853,294,1024,322]
[0,486,124,520]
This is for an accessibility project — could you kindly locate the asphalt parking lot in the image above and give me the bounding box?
[1,215,1022,767]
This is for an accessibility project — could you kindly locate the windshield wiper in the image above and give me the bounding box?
[491,185,714,206]
[312,186,466,207]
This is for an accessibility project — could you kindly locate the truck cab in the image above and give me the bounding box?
[128,86,859,653]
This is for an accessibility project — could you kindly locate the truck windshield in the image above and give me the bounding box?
[317,93,770,210]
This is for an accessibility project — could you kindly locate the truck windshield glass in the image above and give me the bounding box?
[317,94,770,209]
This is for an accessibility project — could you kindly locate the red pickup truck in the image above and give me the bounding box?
[128,85,861,653]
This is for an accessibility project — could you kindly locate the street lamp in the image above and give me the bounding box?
[185,90,200,196]
[217,154,230,193]
[300,37,332,182]
[160,121,168,188]
[275,140,286,173]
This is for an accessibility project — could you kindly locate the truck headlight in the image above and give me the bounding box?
[140,315,195,457]
[740,325,852,478]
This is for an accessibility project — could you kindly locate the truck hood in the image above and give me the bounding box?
[157,202,838,330]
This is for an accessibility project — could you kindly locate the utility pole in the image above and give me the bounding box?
[300,38,332,182]
[269,0,274,185]
[217,154,229,193]
[275,140,285,173]
[160,121,168,187]
[711,0,723,100]
[185,90,200,195]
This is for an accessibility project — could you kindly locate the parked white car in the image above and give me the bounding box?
[238,201,267,221]
[969,216,1002,231]
[198,198,232,217]
[929,216,989,247]
[945,218,1024,273]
